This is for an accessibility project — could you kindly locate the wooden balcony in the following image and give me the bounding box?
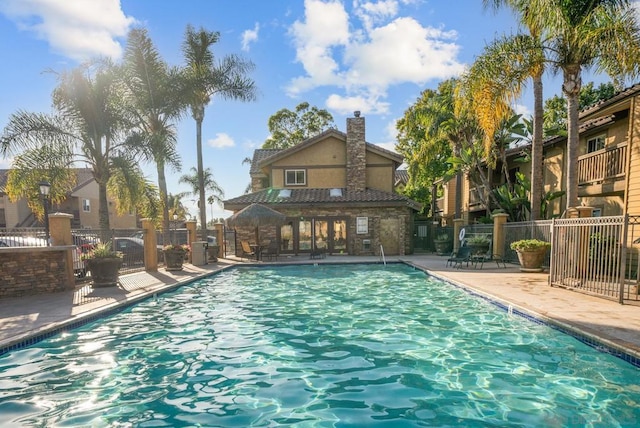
[577,142,627,186]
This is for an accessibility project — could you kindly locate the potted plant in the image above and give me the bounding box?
[510,239,551,272]
[83,242,123,287]
[466,234,491,256]
[163,243,190,271]
[433,233,451,255]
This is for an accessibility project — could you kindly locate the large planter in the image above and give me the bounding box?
[86,257,122,287]
[434,240,451,255]
[468,243,490,257]
[516,249,547,272]
[164,249,187,271]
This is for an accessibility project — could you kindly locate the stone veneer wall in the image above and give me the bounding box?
[346,113,366,193]
[0,247,74,298]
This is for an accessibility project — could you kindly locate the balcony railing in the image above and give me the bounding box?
[469,185,486,206]
[577,142,627,186]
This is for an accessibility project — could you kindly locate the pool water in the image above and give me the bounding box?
[1,263,639,426]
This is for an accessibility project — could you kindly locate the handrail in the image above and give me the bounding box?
[380,244,386,265]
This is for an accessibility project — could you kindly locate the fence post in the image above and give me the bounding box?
[492,213,509,260]
[49,212,75,288]
[141,218,158,272]
[186,220,197,263]
[453,218,464,251]
[619,214,629,304]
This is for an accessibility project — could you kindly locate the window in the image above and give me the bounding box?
[587,134,605,153]
[356,217,368,234]
[82,199,91,212]
[285,169,306,186]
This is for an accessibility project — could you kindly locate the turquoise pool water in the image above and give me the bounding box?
[1,263,639,426]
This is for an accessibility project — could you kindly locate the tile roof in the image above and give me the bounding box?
[395,169,409,186]
[224,187,421,211]
[250,149,280,175]
[579,83,640,118]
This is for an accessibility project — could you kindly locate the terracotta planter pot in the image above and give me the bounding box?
[86,257,122,287]
[516,249,547,272]
[164,249,186,271]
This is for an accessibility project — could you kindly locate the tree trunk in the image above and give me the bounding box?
[157,160,170,245]
[530,71,544,220]
[195,108,207,241]
[563,66,582,211]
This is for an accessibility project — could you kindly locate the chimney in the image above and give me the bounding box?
[346,111,366,192]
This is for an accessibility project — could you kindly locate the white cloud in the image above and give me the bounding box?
[514,103,531,118]
[207,133,235,149]
[326,93,389,115]
[0,157,13,168]
[0,0,136,61]
[384,118,399,140]
[374,141,398,153]
[287,0,464,116]
[241,23,260,51]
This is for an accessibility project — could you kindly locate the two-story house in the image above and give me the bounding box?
[436,83,640,222]
[0,168,137,229]
[223,112,421,256]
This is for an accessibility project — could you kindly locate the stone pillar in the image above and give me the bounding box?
[577,206,594,218]
[214,222,224,258]
[141,218,158,272]
[186,220,197,263]
[49,213,75,287]
[492,213,509,260]
[453,218,465,251]
[346,112,366,193]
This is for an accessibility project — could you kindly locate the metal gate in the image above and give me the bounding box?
[549,215,640,304]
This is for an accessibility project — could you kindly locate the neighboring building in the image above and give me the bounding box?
[224,112,421,256]
[0,168,137,229]
[437,83,640,222]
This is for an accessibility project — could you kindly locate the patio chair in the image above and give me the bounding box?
[262,241,279,261]
[240,240,256,260]
[471,241,508,269]
[447,245,472,269]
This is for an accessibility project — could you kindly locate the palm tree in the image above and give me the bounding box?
[1,61,149,232]
[528,0,640,210]
[180,25,257,239]
[460,0,546,220]
[123,28,185,244]
[179,166,224,212]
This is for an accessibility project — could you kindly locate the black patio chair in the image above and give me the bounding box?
[447,245,472,269]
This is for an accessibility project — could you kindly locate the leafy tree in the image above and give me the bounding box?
[263,102,335,149]
[543,81,616,131]
[180,25,257,239]
[1,61,150,232]
[123,27,185,244]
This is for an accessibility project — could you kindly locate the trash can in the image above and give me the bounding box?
[191,241,208,266]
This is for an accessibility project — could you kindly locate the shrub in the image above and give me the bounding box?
[82,242,121,259]
[434,233,450,242]
[467,234,491,245]
[163,243,190,252]
[510,239,551,252]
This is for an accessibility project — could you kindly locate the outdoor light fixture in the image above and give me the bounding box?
[38,180,51,246]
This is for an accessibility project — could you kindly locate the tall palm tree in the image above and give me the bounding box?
[123,28,185,244]
[461,0,546,220]
[180,25,257,239]
[528,0,640,210]
[1,61,148,232]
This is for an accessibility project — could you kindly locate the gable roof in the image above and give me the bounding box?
[224,187,421,211]
[255,128,403,170]
[579,83,640,118]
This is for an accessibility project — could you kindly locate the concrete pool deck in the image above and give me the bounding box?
[1,254,640,362]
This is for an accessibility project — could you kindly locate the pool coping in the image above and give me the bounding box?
[2,259,640,369]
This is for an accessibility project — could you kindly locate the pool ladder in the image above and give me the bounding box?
[380,244,386,265]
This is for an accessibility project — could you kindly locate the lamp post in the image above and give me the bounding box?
[39,181,51,246]
[172,213,178,243]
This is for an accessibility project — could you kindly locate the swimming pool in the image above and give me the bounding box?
[0,263,639,426]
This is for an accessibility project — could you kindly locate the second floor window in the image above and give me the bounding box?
[82,199,91,212]
[285,169,306,186]
[587,134,605,153]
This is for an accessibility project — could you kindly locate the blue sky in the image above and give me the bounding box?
[0,0,623,221]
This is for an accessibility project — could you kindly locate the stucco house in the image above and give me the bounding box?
[223,112,421,256]
[0,168,136,229]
